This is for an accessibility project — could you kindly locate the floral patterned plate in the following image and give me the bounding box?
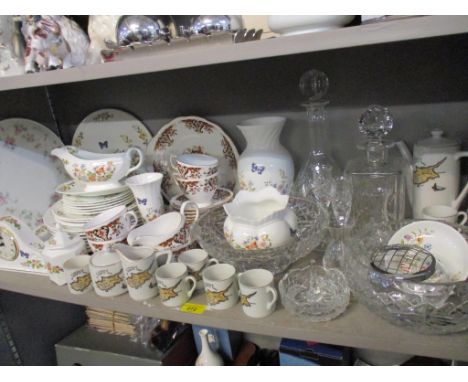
[146,116,239,200]
[388,220,468,281]
[0,118,67,229]
[73,108,152,157]
[55,180,129,197]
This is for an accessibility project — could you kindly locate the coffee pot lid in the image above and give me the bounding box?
[415,129,459,149]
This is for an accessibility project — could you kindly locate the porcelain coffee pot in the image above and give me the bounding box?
[408,130,468,218]
[223,187,297,250]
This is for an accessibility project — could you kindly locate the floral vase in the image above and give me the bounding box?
[237,116,294,195]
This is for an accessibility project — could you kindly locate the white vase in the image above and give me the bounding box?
[237,116,294,195]
[195,329,224,366]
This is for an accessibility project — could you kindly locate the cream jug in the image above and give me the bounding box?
[412,130,468,218]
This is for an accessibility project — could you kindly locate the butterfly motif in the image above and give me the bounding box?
[137,197,147,206]
[251,163,265,175]
[98,141,108,149]
[20,250,30,258]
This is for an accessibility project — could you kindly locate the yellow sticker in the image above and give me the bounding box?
[180,303,206,314]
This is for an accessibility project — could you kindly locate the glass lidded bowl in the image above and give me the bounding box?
[279,264,351,322]
[191,196,328,274]
[344,221,468,334]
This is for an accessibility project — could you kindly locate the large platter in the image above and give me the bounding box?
[146,116,239,200]
[0,118,67,228]
[73,108,152,154]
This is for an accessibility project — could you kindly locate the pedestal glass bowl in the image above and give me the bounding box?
[191,196,328,274]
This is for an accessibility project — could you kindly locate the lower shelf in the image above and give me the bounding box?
[1,269,467,362]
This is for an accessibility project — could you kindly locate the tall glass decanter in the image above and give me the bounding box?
[345,105,406,245]
[292,69,339,207]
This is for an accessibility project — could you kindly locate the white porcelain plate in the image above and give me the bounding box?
[56,180,129,197]
[73,108,152,154]
[146,116,239,200]
[0,118,68,229]
[388,220,468,281]
[170,188,233,211]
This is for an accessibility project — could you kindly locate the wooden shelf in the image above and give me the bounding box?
[0,16,467,92]
[1,269,468,361]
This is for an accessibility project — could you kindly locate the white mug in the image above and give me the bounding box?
[238,269,278,318]
[125,172,165,223]
[89,249,127,297]
[155,263,196,307]
[63,255,93,295]
[202,263,239,310]
[116,245,173,302]
[422,204,468,225]
[178,249,219,290]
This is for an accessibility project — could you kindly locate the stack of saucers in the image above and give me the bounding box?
[45,180,142,253]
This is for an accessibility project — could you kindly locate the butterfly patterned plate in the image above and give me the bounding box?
[73,108,152,156]
[0,118,67,229]
[170,188,233,212]
[146,116,239,200]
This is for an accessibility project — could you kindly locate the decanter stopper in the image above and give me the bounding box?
[299,69,329,102]
[358,105,393,140]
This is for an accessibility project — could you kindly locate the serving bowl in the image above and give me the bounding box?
[191,196,328,274]
[344,221,468,334]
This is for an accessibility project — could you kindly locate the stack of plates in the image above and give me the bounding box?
[86,307,135,337]
[44,181,142,252]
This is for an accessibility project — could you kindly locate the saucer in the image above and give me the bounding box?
[170,188,233,211]
[55,180,128,197]
[388,220,468,281]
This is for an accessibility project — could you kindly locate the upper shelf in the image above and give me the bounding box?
[1,269,468,362]
[0,16,467,92]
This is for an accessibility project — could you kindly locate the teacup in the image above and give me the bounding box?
[125,172,165,223]
[155,263,197,307]
[202,263,239,310]
[176,173,218,206]
[87,235,128,253]
[422,205,468,225]
[238,269,278,318]
[89,249,127,298]
[171,153,218,179]
[63,255,93,295]
[84,205,138,242]
[178,249,219,290]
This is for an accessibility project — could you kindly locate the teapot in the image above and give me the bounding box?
[408,130,468,218]
[223,187,297,250]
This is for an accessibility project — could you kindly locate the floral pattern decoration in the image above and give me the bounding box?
[221,136,237,169]
[182,119,214,134]
[178,176,217,196]
[71,161,116,183]
[46,263,64,274]
[0,216,21,230]
[155,125,177,150]
[400,227,435,252]
[73,131,84,147]
[224,229,273,250]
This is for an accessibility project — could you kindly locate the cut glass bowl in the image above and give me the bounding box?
[191,196,328,274]
[344,221,468,334]
[278,264,350,322]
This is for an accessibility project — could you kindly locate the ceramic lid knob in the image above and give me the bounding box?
[358,105,393,139]
[299,69,329,101]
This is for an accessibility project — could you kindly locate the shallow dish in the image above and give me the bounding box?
[388,220,468,281]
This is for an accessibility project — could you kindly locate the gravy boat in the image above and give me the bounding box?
[51,146,144,192]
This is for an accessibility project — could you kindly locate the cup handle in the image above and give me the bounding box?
[266,286,278,310]
[124,210,138,230]
[206,258,219,267]
[169,154,179,172]
[185,275,197,298]
[155,249,173,265]
[180,200,199,222]
[125,147,144,176]
[457,212,468,226]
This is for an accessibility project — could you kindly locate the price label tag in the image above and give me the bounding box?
[180,303,206,314]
